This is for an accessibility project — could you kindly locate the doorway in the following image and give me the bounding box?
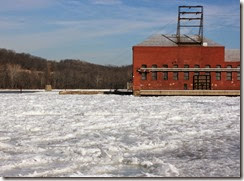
[193,75,211,90]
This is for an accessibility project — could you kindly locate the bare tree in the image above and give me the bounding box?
[7,64,21,88]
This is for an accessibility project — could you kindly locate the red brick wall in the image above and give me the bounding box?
[133,46,240,91]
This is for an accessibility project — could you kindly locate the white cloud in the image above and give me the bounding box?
[51,16,176,37]
[0,17,168,49]
[203,3,240,31]
[0,0,239,65]
[0,1,177,63]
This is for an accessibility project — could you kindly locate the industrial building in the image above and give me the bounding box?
[132,6,240,96]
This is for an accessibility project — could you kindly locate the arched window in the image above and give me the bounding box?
[194,65,200,76]
[141,64,147,80]
[216,65,221,80]
[173,64,178,80]
[163,64,168,80]
[237,65,240,80]
[152,64,157,80]
[226,65,232,80]
[184,64,189,80]
[205,65,211,76]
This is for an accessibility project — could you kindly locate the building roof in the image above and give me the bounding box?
[135,34,222,47]
[225,49,240,62]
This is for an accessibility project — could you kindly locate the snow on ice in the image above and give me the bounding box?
[0,91,240,177]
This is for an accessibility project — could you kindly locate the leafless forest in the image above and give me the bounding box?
[0,49,132,89]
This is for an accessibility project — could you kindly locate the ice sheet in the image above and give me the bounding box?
[0,92,240,177]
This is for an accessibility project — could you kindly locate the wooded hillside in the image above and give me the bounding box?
[0,49,132,89]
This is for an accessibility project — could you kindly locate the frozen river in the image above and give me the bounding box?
[0,91,240,177]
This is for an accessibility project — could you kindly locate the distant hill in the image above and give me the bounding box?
[0,48,132,89]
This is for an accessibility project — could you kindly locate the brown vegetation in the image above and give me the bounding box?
[0,48,132,89]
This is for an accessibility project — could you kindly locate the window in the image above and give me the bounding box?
[141,64,147,80]
[237,65,240,80]
[205,65,211,76]
[216,65,221,80]
[184,64,189,80]
[163,64,168,80]
[173,64,178,80]
[184,84,188,90]
[194,65,200,76]
[226,65,232,80]
[152,64,157,80]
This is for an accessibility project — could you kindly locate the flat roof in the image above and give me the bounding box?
[225,49,240,62]
[135,34,222,47]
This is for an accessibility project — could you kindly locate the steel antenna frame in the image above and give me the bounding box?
[176,6,203,45]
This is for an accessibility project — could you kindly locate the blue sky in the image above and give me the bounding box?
[0,0,240,65]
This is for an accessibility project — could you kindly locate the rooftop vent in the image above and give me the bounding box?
[203,42,208,46]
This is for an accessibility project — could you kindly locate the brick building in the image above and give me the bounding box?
[132,34,240,96]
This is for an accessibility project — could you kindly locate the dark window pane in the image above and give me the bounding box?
[152,65,157,80]
[227,65,232,80]
[184,84,188,90]
[163,65,168,80]
[216,65,221,80]
[173,65,178,80]
[194,65,199,76]
[141,65,147,80]
[205,65,210,76]
[184,65,189,80]
[237,65,240,80]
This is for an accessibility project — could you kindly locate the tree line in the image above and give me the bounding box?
[0,48,132,89]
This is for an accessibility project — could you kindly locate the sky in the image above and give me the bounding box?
[0,0,240,65]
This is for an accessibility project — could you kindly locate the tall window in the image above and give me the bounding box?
[141,64,147,80]
[194,65,200,76]
[163,64,168,80]
[205,65,211,76]
[152,64,157,80]
[216,65,221,80]
[173,64,178,80]
[237,65,240,80]
[184,64,189,80]
[226,65,232,80]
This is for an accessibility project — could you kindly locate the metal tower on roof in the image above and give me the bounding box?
[176,6,203,44]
